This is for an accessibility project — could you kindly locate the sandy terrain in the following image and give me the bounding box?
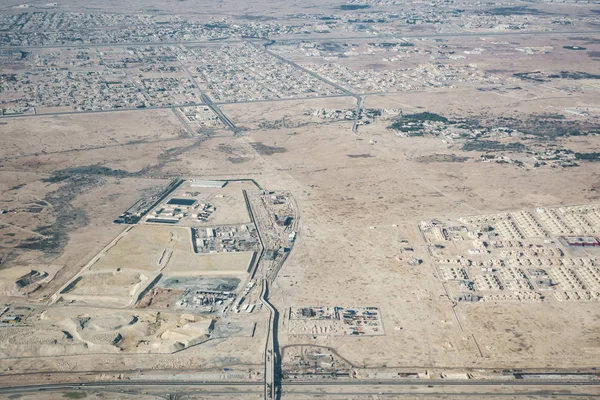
[0,110,188,161]
[61,271,149,308]
[249,119,600,368]
[89,225,191,273]
[1,0,600,388]
[0,307,215,357]
[164,251,255,276]
[0,173,171,301]
[3,91,599,373]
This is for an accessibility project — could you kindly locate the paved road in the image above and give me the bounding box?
[0,103,205,119]
[200,93,240,134]
[253,42,366,135]
[264,29,600,43]
[352,96,363,135]
[258,44,356,96]
[260,280,276,399]
[0,38,240,50]
[282,390,600,398]
[178,59,240,136]
[1,378,599,396]
[170,107,197,137]
[0,381,259,395]
[260,279,283,399]
[2,29,598,51]
[0,93,358,120]
[284,379,600,386]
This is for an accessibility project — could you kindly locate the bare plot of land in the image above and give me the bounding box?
[136,287,185,309]
[164,251,254,276]
[459,302,600,365]
[89,225,191,273]
[0,110,187,161]
[61,271,149,308]
[219,96,357,131]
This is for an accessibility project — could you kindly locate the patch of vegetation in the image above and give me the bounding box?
[18,174,100,254]
[250,142,287,155]
[347,154,374,158]
[514,70,600,82]
[536,113,565,120]
[217,143,235,154]
[513,71,547,82]
[43,165,131,183]
[401,112,448,123]
[416,154,469,163]
[556,71,600,80]
[462,140,527,152]
[63,392,87,399]
[339,4,371,10]
[203,22,229,29]
[486,6,547,15]
[390,112,448,127]
[575,153,600,161]
[492,115,596,139]
[391,125,422,133]
[388,112,450,136]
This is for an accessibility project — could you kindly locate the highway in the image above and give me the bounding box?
[1,378,599,397]
[0,95,235,137]
[260,280,277,399]
[285,379,600,387]
[268,29,600,43]
[1,28,598,51]
[247,188,297,399]
[282,390,600,398]
[0,381,259,394]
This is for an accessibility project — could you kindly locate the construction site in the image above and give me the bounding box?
[287,306,384,336]
[0,178,299,362]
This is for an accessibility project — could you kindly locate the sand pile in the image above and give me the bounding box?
[0,265,57,296]
[3,307,215,357]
